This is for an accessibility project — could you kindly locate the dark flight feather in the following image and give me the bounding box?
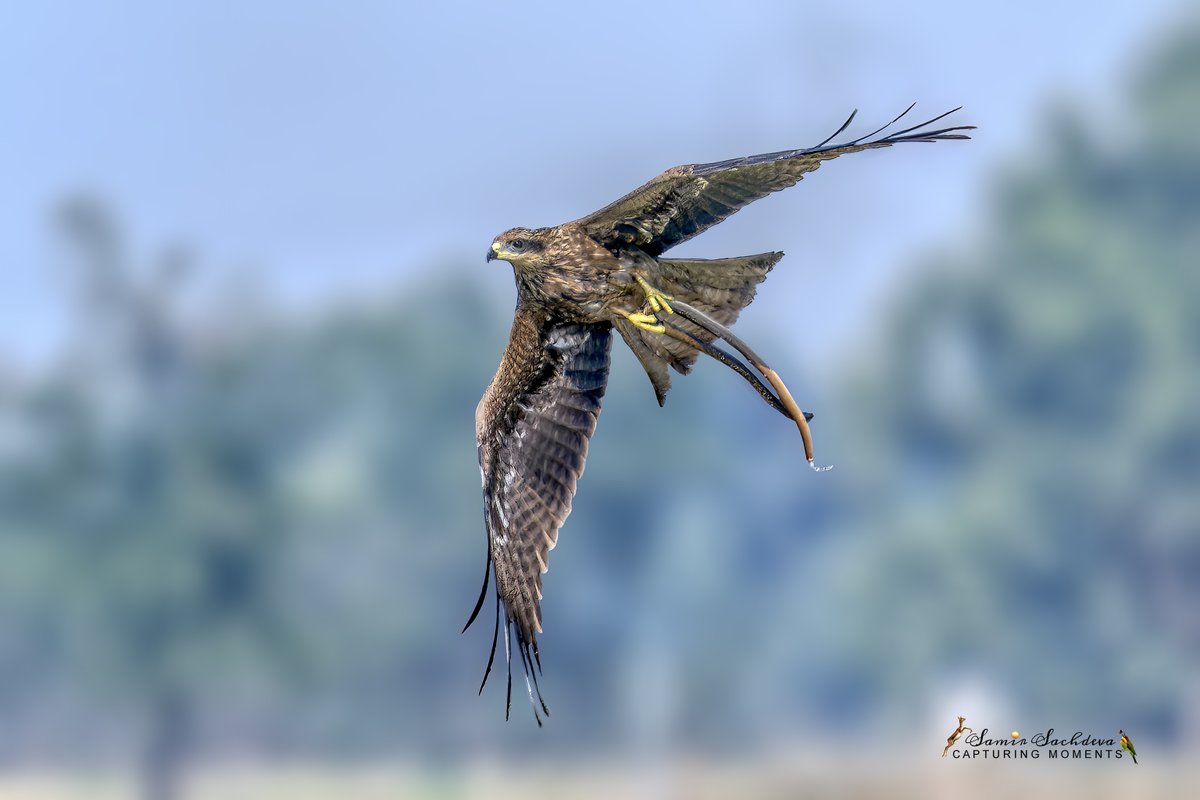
[578,106,974,255]
[469,311,611,723]
[472,105,972,724]
[616,252,782,404]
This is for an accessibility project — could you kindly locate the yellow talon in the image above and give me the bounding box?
[635,275,674,315]
[625,311,666,333]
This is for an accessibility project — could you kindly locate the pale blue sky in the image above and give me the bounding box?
[0,0,1188,370]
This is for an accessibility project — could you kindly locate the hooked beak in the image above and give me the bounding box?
[486,241,500,262]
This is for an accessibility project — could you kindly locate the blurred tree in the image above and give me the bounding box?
[808,26,1200,738]
[2,199,310,798]
[1,24,1197,785]
[0,200,826,770]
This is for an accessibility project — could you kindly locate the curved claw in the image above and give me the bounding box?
[625,311,665,333]
[634,275,674,315]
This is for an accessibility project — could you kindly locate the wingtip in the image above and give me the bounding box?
[461,548,492,633]
[883,105,974,143]
[475,592,501,695]
[817,108,860,148]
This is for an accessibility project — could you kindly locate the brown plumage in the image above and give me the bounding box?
[465,105,973,723]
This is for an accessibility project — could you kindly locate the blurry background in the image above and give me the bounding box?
[2,1,1198,798]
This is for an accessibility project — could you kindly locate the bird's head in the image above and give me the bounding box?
[487,227,549,268]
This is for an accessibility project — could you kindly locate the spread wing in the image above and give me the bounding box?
[465,310,612,724]
[578,105,974,255]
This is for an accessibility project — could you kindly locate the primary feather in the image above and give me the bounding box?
[469,105,973,723]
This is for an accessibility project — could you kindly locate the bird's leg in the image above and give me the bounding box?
[634,274,674,316]
[669,299,831,472]
[622,311,666,334]
[623,274,830,471]
[619,274,675,332]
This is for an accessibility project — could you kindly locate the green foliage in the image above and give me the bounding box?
[818,28,1200,735]
[1,26,1197,766]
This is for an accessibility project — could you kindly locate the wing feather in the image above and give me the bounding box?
[578,105,973,255]
[469,310,611,723]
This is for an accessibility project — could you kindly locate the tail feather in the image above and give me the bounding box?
[620,252,782,402]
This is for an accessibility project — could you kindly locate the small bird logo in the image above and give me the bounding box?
[943,715,973,757]
[1119,729,1138,764]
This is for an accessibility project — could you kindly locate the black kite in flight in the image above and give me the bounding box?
[465,105,973,724]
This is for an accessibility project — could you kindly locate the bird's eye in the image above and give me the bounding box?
[508,238,526,251]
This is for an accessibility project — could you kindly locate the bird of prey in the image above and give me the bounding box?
[464,105,973,724]
[1119,729,1138,764]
